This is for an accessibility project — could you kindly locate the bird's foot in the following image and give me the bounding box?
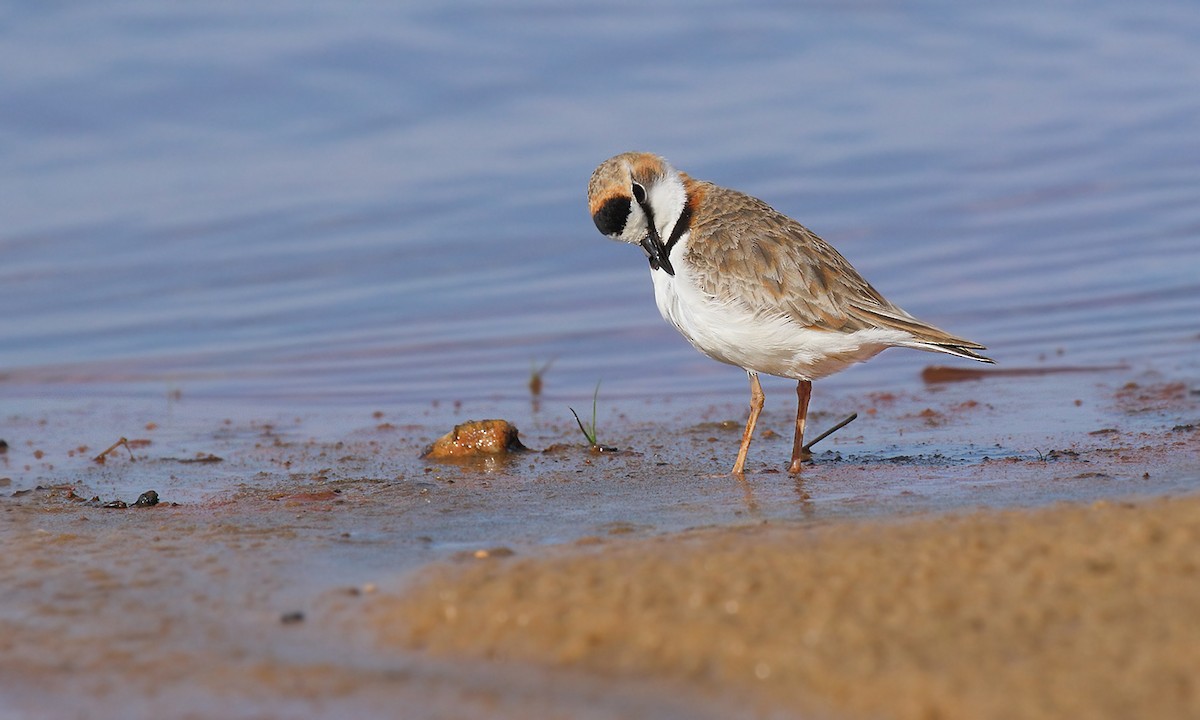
[787,451,813,475]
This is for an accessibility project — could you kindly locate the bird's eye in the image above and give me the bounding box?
[631,182,647,204]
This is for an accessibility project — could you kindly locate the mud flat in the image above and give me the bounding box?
[0,367,1197,718]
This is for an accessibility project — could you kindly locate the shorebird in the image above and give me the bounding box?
[588,152,993,474]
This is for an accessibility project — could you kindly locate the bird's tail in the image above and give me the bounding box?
[916,341,995,364]
[851,303,995,364]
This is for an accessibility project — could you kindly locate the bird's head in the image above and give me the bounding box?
[587,152,688,275]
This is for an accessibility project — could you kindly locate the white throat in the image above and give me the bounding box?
[620,166,688,247]
[645,171,688,244]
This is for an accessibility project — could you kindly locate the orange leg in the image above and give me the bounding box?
[731,371,765,475]
[788,380,812,474]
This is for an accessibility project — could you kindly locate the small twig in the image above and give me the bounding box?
[803,413,858,453]
[93,437,135,464]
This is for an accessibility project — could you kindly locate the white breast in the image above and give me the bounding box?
[650,237,911,381]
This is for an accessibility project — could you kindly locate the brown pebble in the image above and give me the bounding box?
[422,419,526,459]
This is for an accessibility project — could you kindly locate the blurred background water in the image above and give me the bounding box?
[3,0,1198,416]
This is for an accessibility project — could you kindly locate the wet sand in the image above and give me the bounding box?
[378,492,1200,720]
[1,366,1197,718]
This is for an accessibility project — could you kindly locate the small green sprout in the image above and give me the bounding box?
[569,381,602,448]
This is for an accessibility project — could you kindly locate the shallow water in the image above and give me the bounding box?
[4,0,1198,414]
[1,3,1199,715]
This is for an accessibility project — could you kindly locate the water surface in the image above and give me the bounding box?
[2,1,1198,472]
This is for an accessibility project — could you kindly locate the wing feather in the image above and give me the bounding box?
[683,181,992,361]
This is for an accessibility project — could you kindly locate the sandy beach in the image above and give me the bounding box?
[377,491,1200,719]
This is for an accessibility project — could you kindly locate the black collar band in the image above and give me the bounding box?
[664,202,692,262]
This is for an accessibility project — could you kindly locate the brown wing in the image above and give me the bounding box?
[684,181,990,356]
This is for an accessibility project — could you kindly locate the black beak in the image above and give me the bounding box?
[636,200,675,276]
[640,235,673,275]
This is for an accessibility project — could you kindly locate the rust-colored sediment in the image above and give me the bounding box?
[371,494,1200,720]
[920,363,1128,383]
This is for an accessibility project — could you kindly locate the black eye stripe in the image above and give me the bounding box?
[592,196,632,236]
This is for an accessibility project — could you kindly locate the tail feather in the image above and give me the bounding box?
[852,304,994,364]
[910,341,995,364]
[842,298,994,364]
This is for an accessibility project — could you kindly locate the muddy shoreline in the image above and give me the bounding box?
[1,366,1197,719]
